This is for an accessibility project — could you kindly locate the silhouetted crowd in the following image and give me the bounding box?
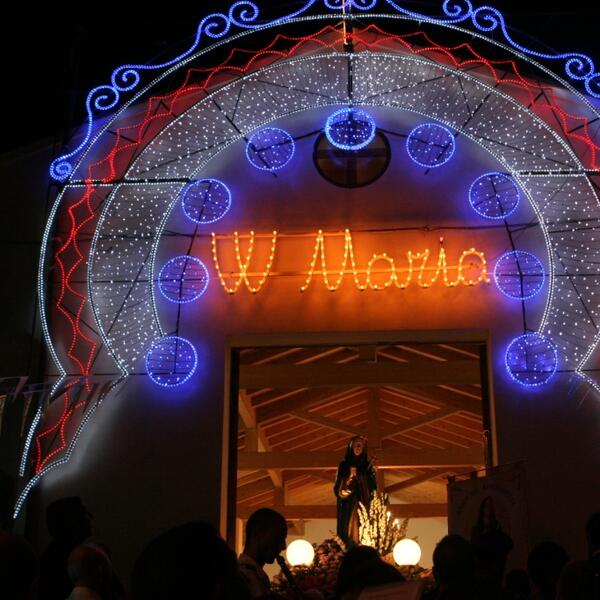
[1,497,598,599]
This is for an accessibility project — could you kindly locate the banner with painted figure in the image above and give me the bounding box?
[447,462,529,570]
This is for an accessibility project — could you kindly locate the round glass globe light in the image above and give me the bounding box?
[393,539,422,566]
[286,539,315,566]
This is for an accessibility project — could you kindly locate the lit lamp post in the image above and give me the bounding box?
[286,539,315,566]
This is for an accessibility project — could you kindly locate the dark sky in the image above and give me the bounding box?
[3,1,599,154]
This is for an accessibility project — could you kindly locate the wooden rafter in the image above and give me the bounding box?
[257,387,365,423]
[380,407,459,440]
[237,503,448,519]
[383,386,481,414]
[240,360,481,389]
[290,409,364,436]
[385,468,450,494]
[238,447,484,470]
[284,470,337,485]
[239,391,282,490]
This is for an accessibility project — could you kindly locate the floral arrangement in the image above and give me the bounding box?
[271,495,433,597]
[357,492,409,557]
[271,537,346,599]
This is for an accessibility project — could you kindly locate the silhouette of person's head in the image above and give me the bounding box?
[432,534,474,590]
[0,530,38,600]
[244,508,288,567]
[473,529,514,585]
[527,541,569,599]
[132,520,249,600]
[335,545,379,596]
[68,544,112,597]
[335,546,379,598]
[46,496,92,545]
[336,545,404,599]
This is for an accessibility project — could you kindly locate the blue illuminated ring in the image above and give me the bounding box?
[406,122,456,168]
[324,107,377,151]
[246,127,296,171]
[469,172,520,219]
[158,256,210,304]
[494,251,545,300]
[181,179,232,225]
[505,333,558,387]
[145,335,198,387]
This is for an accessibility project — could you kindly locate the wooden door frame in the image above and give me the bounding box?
[219,329,497,545]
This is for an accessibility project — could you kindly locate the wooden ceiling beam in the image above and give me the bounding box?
[238,447,484,470]
[256,387,366,424]
[284,470,337,485]
[243,347,304,365]
[240,361,480,389]
[237,503,447,519]
[385,468,450,494]
[237,477,275,503]
[239,391,282,489]
[290,409,365,437]
[385,466,474,494]
[383,386,481,415]
[437,344,480,359]
[380,407,459,440]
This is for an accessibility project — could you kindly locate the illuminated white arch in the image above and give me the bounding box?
[24,7,600,518]
[86,51,599,383]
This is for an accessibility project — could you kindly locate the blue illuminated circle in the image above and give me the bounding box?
[181,179,231,224]
[158,256,209,304]
[505,333,558,387]
[494,251,545,300]
[146,336,198,387]
[325,108,377,151]
[406,123,456,167]
[469,172,520,219]
[246,127,295,171]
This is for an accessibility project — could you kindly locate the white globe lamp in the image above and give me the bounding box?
[286,539,315,566]
[393,539,422,566]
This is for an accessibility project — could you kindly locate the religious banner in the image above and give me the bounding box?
[447,462,529,570]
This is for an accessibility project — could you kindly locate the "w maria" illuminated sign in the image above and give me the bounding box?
[210,229,490,294]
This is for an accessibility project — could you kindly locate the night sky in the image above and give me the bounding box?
[3,1,599,154]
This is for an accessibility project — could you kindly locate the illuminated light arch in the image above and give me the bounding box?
[41,22,600,390]
[87,51,596,377]
[25,8,600,517]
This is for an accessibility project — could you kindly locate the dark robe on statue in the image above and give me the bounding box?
[333,438,377,547]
